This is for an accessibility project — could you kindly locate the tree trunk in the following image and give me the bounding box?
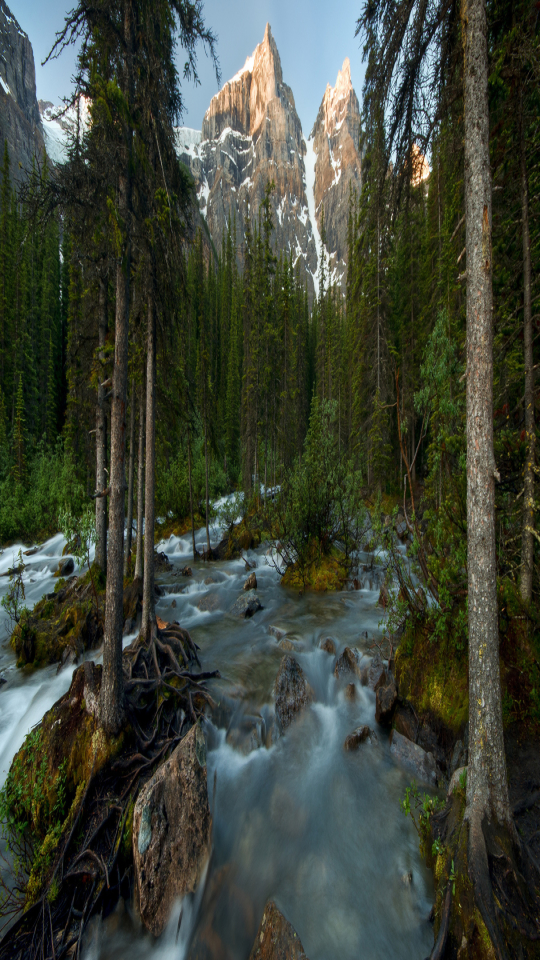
[463,0,510,836]
[187,422,197,561]
[141,291,156,640]
[124,377,135,578]
[519,91,534,604]
[134,385,145,581]
[95,275,108,573]
[99,178,130,736]
[204,412,210,553]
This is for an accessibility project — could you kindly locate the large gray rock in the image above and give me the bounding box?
[275,656,313,733]
[133,724,211,936]
[175,29,363,305]
[0,2,45,177]
[333,646,360,680]
[248,900,309,960]
[375,678,397,725]
[231,591,263,618]
[390,730,438,786]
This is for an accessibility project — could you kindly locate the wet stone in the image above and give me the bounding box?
[244,571,257,591]
[278,638,295,652]
[333,646,360,680]
[378,582,390,608]
[320,638,336,656]
[389,730,437,786]
[58,556,74,577]
[133,725,211,937]
[375,679,397,726]
[394,702,418,743]
[344,682,356,701]
[248,900,309,960]
[231,591,263,618]
[269,625,286,641]
[275,656,314,733]
[367,655,385,691]
[198,593,221,613]
[344,725,376,750]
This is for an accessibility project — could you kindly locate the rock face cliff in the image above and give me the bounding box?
[308,58,362,287]
[0,0,44,176]
[176,28,362,299]
[177,24,318,296]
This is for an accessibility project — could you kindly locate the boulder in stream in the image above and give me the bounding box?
[389,730,438,786]
[231,591,263,618]
[333,646,360,680]
[57,556,74,577]
[375,677,397,725]
[133,723,211,937]
[344,725,376,750]
[275,656,314,733]
[367,655,386,691]
[248,900,309,960]
[320,637,336,656]
[198,593,221,613]
[244,571,257,591]
[269,625,286,641]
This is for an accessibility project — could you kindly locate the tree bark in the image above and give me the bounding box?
[134,384,145,581]
[204,413,210,553]
[463,0,511,831]
[95,275,108,573]
[124,377,136,578]
[519,90,535,604]
[99,1,133,736]
[187,422,197,561]
[141,288,156,640]
[99,175,130,735]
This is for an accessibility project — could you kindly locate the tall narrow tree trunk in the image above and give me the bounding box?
[519,93,534,604]
[95,276,108,573]
[187,422,197,561]
[124,377,135,577]
[99,180,130,735]
[204,411,210,553]
[134,385,145,581]
[141,291,156,640]
[463,0,511,843]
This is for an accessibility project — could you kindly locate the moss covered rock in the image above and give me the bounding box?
[0,662,125,906]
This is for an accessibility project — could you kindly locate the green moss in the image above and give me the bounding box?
[395,619,469,733]
[281,545,349,592]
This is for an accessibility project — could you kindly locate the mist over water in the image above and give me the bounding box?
[0,521,434,960]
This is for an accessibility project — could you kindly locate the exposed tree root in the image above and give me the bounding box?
[0,621,220,960]
[427,792,540,960]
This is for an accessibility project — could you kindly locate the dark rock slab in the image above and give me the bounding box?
[275,656,313,733]
[248,900,309,960]
[389,730,437,786]
[394,702,418,743]
[375,679,397,725]
[333,646,360,680]
[133,724,211,937]
[320,638,336,656]
[367,655,385,690]
[344,725,376,750]
[231,591,263,618]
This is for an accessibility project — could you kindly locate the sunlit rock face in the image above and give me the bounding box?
[176,27,363,301]
[308,58,363,288]
[177,24,318,297]
[0,0,44,177]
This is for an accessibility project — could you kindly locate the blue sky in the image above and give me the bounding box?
[15,0,366,135]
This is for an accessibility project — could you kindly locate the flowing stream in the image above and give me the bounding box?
[0,522,435,960]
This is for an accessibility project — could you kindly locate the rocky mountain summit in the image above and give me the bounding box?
[0,0,44,177]
[176,24,319,297]
[176,25,363,300]
[308,58,363,287]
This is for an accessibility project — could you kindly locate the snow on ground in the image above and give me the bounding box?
[303,136,321,297]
